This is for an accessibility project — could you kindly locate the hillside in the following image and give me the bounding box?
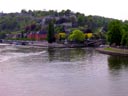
[0,9,115,39]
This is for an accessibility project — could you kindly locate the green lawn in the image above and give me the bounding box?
[104,47,128,53]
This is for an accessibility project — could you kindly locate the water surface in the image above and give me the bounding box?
[0,45,128,96]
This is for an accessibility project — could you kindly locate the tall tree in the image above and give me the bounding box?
[107,20,123,46]
[77,14,85,26]
[47,21,55,43]
[121,22,128,46]
[121,31,128,46]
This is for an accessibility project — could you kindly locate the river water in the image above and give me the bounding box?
[0,44,128,96]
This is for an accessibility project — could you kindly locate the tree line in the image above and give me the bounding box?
[107,20,128,47]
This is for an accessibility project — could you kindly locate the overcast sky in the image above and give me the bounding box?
[0,0,128,20]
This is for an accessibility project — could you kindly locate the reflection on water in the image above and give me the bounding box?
[0,45,128,96]
[107,56,128,96]
[108,56,128,70]
[48,48,95,62]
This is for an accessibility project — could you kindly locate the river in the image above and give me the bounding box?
[0,44,128,96]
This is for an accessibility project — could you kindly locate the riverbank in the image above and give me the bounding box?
[2,39,103,48]
[96,47,128,56]
[19,41,86,48]
[0,40,89,48]
[1,41,66,48]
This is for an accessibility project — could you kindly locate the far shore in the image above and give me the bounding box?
[0,41,86,48]
[96,47,128,56]
[0,43,11,45]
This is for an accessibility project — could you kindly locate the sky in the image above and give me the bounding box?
[0,0,128,20]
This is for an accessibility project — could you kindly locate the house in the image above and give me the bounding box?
[85,33,93,39]
[27,30,47,40]
[41,16,60,25]
[27,32,36,40]
[35,30,47,40]
[84,29,93,39]
[55,32,66,40]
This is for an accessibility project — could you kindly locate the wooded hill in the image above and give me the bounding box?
[0,9,116,38]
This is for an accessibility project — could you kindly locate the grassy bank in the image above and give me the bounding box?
[104,47,128,53]
[97,47,128,56]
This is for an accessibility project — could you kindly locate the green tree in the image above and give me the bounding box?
[107,20,123,46]
[21,9,27,14]
[47,21,55,43]
[0,32,6,39]
[121,32,128,46]
[65,9,71,15]
[121,21,128,46]
[77,14,85,26]
[68,30,85,43]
